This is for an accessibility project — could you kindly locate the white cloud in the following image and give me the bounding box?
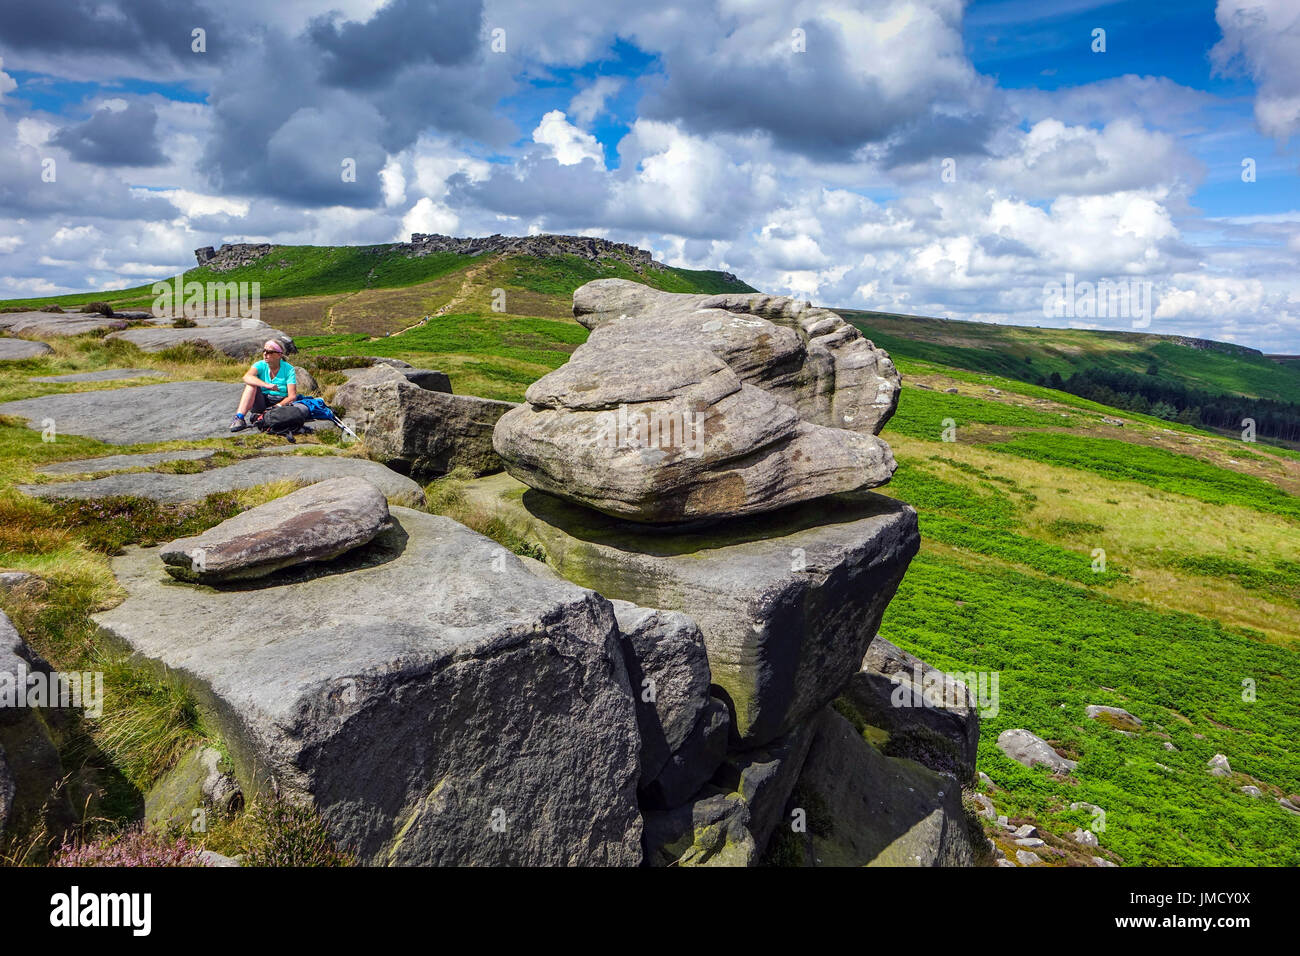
[400,197,459,238]
[1212,0,1300,143]
[0,56,15,101]
[568,76,624,126]
[532,110,605,167]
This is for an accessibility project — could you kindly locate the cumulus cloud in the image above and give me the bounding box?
[0,56,15,100]
[1212,0,1300,143]
[532,110,605,167]
[51,101,167,166]
[569,76,624,126]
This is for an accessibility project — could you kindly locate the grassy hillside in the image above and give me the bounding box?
[1,249,1297,865]
[841,309,1300,404]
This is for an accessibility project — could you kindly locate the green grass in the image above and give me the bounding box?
[988,433,1300,523]
[882,386,1075,440]
[883,552,1300,866]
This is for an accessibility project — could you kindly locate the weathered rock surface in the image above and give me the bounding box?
[786,708,975,866]
[0,381,247,444]
[494,278,900,523]
[109,317,294,360]
[145,746,242,830]
[709,718,818,856]
[1208,753,1232,777]
[997,729,1077,773]
[571,279,900,433]
[30,368,161,383]
[337,363,451,399]
[841,636,980,783]
[460,473,919,746]
[0,611,73,839]
[38,448,216,475]
[345,376,515,479]
[22,454,424,508]
[95,508,644,866]
[610,600,712,783]
[0,339,53,360]
[160,477,392,582]
[0,311,127,337]
[1085,704,1142,731]
[639,697,730,810]
[642,790,758,867]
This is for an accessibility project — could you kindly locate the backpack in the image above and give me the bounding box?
[258,402,311,436]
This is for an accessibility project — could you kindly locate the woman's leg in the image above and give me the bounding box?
[236,384,259,415]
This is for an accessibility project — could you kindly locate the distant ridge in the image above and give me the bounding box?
[192,233,743,283]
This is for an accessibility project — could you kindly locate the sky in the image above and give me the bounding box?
[0,0,1298,351]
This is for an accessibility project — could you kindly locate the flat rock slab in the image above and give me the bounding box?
[94,508,643,866]
[0,381,244,444]
[38,449,217,475]
[0,312,127,337]
[161,476,392,582]
[21,455,425,508]
[108,322,294,360]
[0,339,53,360]
[30,368,161,383]
[463,473,919,746]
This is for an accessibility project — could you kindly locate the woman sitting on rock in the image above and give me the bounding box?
[230,340,298,432]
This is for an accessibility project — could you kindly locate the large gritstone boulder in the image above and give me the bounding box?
[0,339,54,360]
[459,473,920,747]
[343,376,515,480]
[493,279,899,524]
[841,636,981,784]
[159,477,392,582]
[0,311,127,337]
[108,317,294,360]
[571,279,900,434]
[94,508,643,866]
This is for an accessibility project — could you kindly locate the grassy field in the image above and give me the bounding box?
[1,249,1297,866]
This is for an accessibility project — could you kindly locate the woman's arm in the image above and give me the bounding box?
[276,383,299,406]
[242,364,273,389]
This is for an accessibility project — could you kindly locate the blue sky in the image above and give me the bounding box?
[0,0,1297,350]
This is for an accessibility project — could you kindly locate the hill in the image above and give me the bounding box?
[841,310,1300,446]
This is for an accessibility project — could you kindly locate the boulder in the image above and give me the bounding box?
[996,729,1077,773]
[292,366,319,396]
[345,376,516,479]
[458,473,920,746]
[0,311,127,337]
[144,746,242,831]
[0,339,53,360]
[610,601,712,782]
[0,572,39,595]
[1016,850,1043,866]
[0,381,250,444]
[31,369,161,384]
[1207,753,1232,777]
[1085,704,1142,731]
[493,342,896,524]
[571,279,901,434]
[108,319,294,360]
[1240,785,1262,797]
[21,454,425,508]
[160,477,392,582]
[841,636,980,783]
[38,449,216,476]
[642,790,758,867]
[783,707,975,866]
[1072,827,1100,847]
[94,508,643,866]
[337,364,451,400]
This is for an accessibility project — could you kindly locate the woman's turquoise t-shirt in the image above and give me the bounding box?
[253,359,297,399]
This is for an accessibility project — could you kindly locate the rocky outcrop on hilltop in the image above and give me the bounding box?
[192,234,744,284]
